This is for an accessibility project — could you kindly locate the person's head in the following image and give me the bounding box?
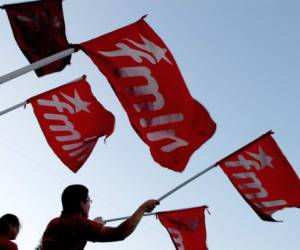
[0,214,20,240]
[61,184,92,217]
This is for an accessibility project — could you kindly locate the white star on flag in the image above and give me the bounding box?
[125,35,172,64]
[61,90,91,113]
[246,146,273,170]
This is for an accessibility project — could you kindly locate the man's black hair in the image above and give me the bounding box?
[61,184,89,214]
[0,214,20,235]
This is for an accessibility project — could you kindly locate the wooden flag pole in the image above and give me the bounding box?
[104,163,218,223]
[0,48,76,85]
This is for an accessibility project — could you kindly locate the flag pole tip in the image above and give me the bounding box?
[205,206,211,215]
[141,14,148,20]
[69,43,80,52]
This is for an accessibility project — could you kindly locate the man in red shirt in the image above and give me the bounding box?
[0,214,20,250]
[40,184,159,250]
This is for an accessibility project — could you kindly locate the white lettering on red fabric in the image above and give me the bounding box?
[37,90,93,163]
[43,113,80,142]
[147,130,188,153]
[98,36,188,152]
[118,66,164,112]
[232,172,267,199]
[224,148,287,214]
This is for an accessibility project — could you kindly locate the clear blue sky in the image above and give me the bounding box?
[0,0,299,249]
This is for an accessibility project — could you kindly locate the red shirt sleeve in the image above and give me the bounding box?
[75,218,104,242]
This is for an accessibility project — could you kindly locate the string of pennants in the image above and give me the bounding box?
[0,1,299,249]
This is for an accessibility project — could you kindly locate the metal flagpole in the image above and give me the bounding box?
[105,206,207,223]
[157,163,218,202]
[104,163,218,223]
[105,212,156,223]
[0,48,76,85]
[0,101,26,116]
[0,75,86,117]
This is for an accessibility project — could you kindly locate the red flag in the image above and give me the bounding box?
[80,18,216,172]
[3,0,71,77]
[218,131,300,221]
[28,76,115,173]
[157,206,208,250]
